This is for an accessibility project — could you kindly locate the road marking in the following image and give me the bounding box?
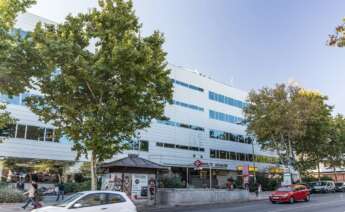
[266,198,345,212]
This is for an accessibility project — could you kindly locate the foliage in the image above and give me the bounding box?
[302,175,333,182]
[323,115,345,172]
[244,84,333,175]
[328,19,345,47]
[0,0,44,96]
[64,180,91,194]
[0,0,36,31]
[0,189,25,203]
[159,175,185,188]
[0,104,16,141]
[248,173,281,192]
[0,0,173,190]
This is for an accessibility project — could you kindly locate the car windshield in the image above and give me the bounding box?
[57,192,84,207]
[314,182,327,186]
[277,186,292,192]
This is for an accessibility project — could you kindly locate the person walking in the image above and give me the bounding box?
[22,182,37,209]
[256,182,262,197]
[56,182,65,201]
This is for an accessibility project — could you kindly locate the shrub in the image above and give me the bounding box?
[0,189,25,203]
[159,175,185,188]
[64,180,91,194]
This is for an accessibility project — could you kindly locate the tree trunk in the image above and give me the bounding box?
[90,151,98,190]
[317,162,321,181]
[334,167,338,182]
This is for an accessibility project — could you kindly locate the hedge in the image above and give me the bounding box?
[0,189,25,203]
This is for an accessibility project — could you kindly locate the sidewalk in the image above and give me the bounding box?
[0,192,270,212]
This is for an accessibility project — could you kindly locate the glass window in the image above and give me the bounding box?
[238,153,245,161]
[16,124,26,139]
[140,140,149,152]
[164,143,175,148]
[75,193,107,208]
[107,193,126,204]
[176,145,189,150]
[26,126,45,141]
[230,152,237,160]
[210,150,216,158]
[189,146,199,151]
[156,142,164,147]
[45,128,54,141]
[219,151,227,159]
[0,124,16,138]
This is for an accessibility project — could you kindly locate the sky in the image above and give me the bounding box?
[28,0,345,114]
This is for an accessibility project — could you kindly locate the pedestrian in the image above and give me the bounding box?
[56,182,65,201]
[226,178,233,191]
[256,183,262,197]
[22,182,37,209]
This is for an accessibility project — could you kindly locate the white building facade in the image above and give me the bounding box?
[0,13,279,184]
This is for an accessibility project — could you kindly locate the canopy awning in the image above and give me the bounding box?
[101,154,167,170]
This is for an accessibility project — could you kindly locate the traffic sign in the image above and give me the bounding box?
[194,159,203,168]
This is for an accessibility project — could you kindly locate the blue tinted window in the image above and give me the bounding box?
[173,100,204,112]
[209,110,244,125]
[157,119,204,132]
[209,91,246,109]
[172,79,204,92]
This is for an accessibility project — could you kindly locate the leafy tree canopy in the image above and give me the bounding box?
[244,84,333,174]
[0,0,173,189]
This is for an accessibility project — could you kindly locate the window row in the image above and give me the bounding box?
[127,140,149,152]
[172,79,204,92]
[157,119,205,131]
[210,129,253,144]
[0,93,39,106]
[172,100,204,112]
[209,110,244,125]
[210,149,279,164]
[209,91,247,109]
[0,124,59,142]
[156,142,205,152]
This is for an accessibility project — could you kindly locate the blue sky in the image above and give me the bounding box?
[28,0,345,114]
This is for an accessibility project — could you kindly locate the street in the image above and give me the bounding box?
[147,193,345,212]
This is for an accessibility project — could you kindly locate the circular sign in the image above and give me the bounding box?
[194,160,203,168]
[135,179,140,184]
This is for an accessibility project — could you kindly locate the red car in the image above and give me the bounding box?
[270,184,310,204]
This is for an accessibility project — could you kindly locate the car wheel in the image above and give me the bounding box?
[305,195,310,202]
[271,201,276,204]
[289,197,295,204]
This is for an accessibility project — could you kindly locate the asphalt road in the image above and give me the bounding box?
[148,193,345,212]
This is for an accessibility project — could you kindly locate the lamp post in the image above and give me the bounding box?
[251,137,257,184]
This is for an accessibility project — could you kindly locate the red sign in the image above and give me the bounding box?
[194,160,203,168]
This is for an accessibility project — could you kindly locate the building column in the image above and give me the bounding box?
[0,160,4,182]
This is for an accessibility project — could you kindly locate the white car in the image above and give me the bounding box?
[32,191,137,212]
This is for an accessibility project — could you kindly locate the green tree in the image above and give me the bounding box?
[244,84,333,176]
[0,104,16,141]
[323,115,345,181]
[0,0,173,190]
[292,89,332,179]
[328,19,345,47]
[244,84,303,166]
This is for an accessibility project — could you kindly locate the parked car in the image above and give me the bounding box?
[310,181,335,193]
[269,184,310,204]
[32,191,137,212]
[299,183,312,193]
[335,182,345,192]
